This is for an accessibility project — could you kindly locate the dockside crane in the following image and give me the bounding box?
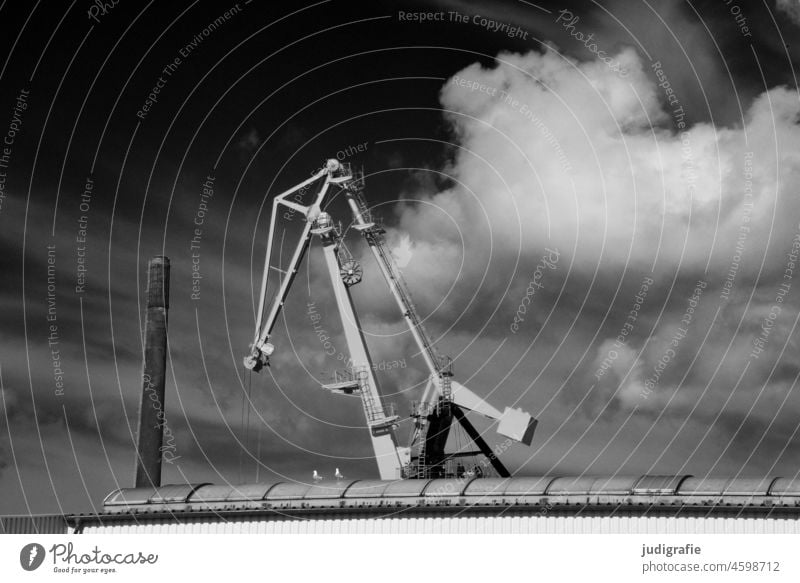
[245,159,537,480]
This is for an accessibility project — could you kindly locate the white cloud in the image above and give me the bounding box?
[394,47,800,285]
[777,0,800,27]
[390,233,415,268]
[367,47,800,447]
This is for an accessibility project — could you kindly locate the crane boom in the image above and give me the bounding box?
[246,161,349,372]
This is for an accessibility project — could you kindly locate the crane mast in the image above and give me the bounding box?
[246,159,537,480]
[314,216,408,479]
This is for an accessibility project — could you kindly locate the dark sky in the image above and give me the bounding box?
[2,0,800,515]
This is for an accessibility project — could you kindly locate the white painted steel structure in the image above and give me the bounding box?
[242,159,535,480]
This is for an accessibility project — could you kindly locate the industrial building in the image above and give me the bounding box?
[6,474,800,534]
[64,474,800,534]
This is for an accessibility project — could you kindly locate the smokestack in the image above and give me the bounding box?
[134,256,170,488]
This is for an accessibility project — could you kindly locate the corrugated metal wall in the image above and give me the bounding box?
[0,514,68,534]
[79,513,800,534]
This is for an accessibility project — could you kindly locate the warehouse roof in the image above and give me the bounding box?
[98,475,800,516]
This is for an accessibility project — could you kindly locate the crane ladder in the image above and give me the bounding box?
[349,181,446,377]
[353,367,398,431]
